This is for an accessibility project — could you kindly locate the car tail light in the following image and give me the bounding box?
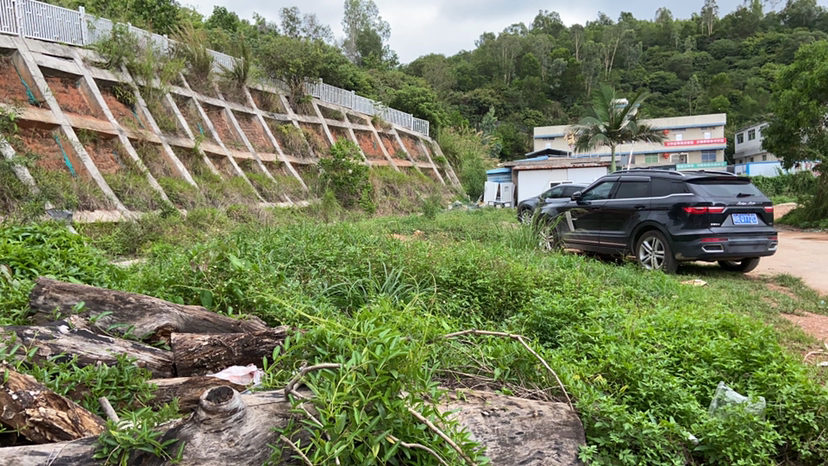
[683,206,725,214]
[701,238,729,243]
[769,236,778,241]
[764,206,774,213]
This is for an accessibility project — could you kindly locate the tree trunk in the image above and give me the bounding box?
[0,367,106,444]
[0,388,307,466]
[28,278,268,344]
[610,145,617,172]
[171,328,290,377]
[1,323,174,378]
[148,377,246,412]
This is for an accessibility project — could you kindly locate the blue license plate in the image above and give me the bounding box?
[732,213,758,225]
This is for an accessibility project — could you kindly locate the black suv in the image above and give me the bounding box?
[536,169,778,273]
[517,183,588,224]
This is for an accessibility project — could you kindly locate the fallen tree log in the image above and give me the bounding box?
[0,388,585,466]
[0,387,307,466]
[1,323,174,378]
[28,277,268,344]
[148,377,246,412]
[171,328,290,376]
[0,367,106,444]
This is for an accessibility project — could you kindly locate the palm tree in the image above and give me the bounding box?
[571,85,666,172]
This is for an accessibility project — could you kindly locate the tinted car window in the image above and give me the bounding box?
[563,186,583,196]
[547,187,564,198]
[689,179,764,197]
[651,178,688,197]
[537,189,553,199]
[581,182,616,201]
[614,181,650,199]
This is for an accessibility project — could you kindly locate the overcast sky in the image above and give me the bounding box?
[183,0,821,63]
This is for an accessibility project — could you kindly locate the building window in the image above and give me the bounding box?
[675,133,683,141]
[644,154,659,164]
[762,154,767,161]
[703,131,712,139]
[737,133,744,144]
[701,150,717,163]
[749,157,755,163]
[748,129,756,141]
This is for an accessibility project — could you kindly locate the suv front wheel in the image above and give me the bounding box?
[636,230,678,273]
[718,258,761,273]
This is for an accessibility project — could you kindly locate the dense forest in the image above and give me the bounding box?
[50,0,828,162]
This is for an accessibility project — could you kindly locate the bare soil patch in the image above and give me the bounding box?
[97,83,147,131]
[400,134,429,162]
[172,94,214,142]
[0,55,38,106]
[750,229,828,295]
[329,126,352,145]
[44,75,102,119]
[203,104,242,149]
[81,134,124,175]
[20,128,81,173]
[354,130,384,159]
[782,312,828,343]
[233,111,273,153]
[378,132,405,159]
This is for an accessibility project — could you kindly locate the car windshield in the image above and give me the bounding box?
[689,179,764,197]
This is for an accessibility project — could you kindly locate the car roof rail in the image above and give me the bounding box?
[616,168,684,176]
[691,170,737,177]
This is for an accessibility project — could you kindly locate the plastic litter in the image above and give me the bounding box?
[708,381,766,419]
[207,364,263,387]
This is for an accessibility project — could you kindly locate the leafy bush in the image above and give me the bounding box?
[319,140,374,211]
[437,126,494,200]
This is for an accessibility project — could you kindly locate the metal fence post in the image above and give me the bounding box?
[13,0,23,37]
[78,5,87,45]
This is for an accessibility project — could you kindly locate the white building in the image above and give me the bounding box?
[533,113,727,170]
[499,158,610,203]
[734,123,776,165]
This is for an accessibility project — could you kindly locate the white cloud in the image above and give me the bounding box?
[184,0,753,63]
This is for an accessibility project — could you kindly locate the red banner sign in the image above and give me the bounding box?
[664,138,727,147]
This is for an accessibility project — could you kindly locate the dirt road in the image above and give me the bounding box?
[750,228,828,295]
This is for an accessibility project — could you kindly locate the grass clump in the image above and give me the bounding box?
[271,123,310,158]
[437,126,494,201]
[319,140,374,212]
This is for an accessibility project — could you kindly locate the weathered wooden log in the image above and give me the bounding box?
[0,388,307,466]
[0,367,106,444]
[28,277,268,344]
[0,388,586,466]
[148,377,246,412]
[171,328,290,376]
[1,323,174,378]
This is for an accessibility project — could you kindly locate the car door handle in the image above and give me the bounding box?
[634,205,646,210]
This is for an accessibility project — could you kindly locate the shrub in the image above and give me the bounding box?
[318,140,374,211]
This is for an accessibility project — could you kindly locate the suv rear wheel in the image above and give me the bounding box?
[718,258,760,273]
[519,208,533,225]
[636,230,677,273]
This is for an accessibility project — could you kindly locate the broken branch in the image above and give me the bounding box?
[443,329,574,410]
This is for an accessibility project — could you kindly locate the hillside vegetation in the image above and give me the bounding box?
[46,0,828,163]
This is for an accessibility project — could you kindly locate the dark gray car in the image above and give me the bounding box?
[517,183,588,224]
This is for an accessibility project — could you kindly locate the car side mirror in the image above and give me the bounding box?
[571,191,582,201]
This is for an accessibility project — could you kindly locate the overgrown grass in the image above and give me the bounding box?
[2,210,828,465]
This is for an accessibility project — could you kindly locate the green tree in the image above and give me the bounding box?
[572,85,666,172]
[763,40,828,169]
[342,0,392,65]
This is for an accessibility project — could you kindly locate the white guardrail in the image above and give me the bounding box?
[0,0,430,135]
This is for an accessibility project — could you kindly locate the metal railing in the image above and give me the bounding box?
[0,0,431,136]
